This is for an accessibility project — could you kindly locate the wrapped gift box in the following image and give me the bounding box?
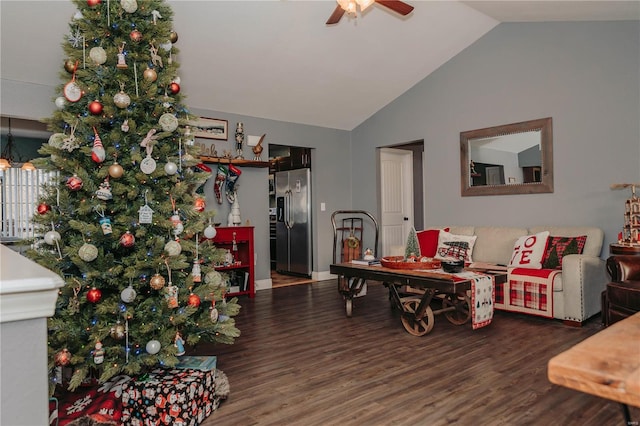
[121,367,220,426]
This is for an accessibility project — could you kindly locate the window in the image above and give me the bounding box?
[0,168,57,242]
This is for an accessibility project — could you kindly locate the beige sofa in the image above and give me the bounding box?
[440,225,606,326]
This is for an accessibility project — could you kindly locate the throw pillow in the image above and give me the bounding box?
[434,231,477,263]
[541,235,587,269]
[508,231,550,269]
[417,227,450,258]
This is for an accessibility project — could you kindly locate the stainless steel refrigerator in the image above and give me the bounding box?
[275,168,312,277]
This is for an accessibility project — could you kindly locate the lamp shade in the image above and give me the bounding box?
[21,162,36,171]
[0,159,10,170]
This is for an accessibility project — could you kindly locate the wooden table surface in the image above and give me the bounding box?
[548,312,640,408]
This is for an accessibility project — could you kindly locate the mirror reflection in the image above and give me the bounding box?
[460,117,553,196]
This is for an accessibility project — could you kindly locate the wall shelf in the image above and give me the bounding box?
[200,156,270,168]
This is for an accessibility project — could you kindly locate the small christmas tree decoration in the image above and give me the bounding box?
[93,342,104,364]
[165,284,178,308]
[174,331,185,356]
[91,127,106,162]
[404,227,421,259]
[188,292,201,307]
[55,349,72,366]
[89,100,103,115]
[89,46,107,65]
[99,217,112,235]
[110,322,125,340]
[150,273,166,290]
[63,78,82,103]
[95,179,113,200]
[66,175,83,191]
[79,243,98,262]
[121,0,138,13]
[87,287,102,303]
[146,339,161,354]
[130,29,142,42]
[171,214,184,236]
[55,96,66,110]
[159,113,178,133]
[44,230,61,245]
[108,162,124,178]
[119,231,135,248]
[164,239,181,256]
[194,197,206,212]
[113,84,131,108]
[169,81,180,94]
[164,161,178,175]
[120,285,137,303]
[37,203,51,215]
[143,67,157,82]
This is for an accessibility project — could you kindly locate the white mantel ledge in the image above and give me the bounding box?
[0,244,64,323]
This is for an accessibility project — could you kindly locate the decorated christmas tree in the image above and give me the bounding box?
[26,0,240,393]
[404,227,421,259]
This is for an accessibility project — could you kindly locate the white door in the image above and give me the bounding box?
[379,148,413,257]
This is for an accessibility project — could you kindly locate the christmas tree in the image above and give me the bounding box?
[404,227,421,259]
[26,0,240,393]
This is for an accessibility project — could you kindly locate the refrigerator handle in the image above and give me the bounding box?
[287,189,294,228]
[285,190,294,229]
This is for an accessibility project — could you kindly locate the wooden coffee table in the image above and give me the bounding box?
[548,312,640,422]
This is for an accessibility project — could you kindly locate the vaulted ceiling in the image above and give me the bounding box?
[1,1,638,133]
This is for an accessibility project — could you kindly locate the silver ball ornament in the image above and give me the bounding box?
[120,286,137,303]
[44,230,61,245]
[146,339,161,354]
[78,243,98,262]
[203,224,217,239]
[55,97,66,110]
[164,161,178,175]
[164,240,182,256]
[159,113,179,133]
[89,46,107,65]
[113,91,131,108]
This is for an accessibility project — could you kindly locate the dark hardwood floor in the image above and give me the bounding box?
[194,279,638,426]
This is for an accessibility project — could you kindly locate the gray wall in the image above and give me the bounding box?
[351,21,640,256]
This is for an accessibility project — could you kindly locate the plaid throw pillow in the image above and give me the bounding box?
[541,235,587,269]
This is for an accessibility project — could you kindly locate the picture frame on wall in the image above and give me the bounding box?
[188,117,228,140]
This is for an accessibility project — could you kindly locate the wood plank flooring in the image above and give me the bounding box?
[194,279,639,426]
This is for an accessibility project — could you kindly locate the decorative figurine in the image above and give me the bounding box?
[117,42,128,69]
[174,331,185,356]
[252,134,266,161]
[234,122,245,159]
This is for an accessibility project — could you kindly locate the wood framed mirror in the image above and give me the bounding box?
[460,117,553,196]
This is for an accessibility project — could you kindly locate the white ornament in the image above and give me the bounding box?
[210,306,219,322]
[120,285,137,303]
[55,97,66,110]
[172,76,181,85]
[159,113,179,132]
[160,41,173,52]
[48,133,66,149]
[140,155,157,174]
[120,0,138,13]
[89,46,107,65]
[138,204,153,224]
[164,240,182,256]
[79,243,98,262]
[164,161,178,175]
[204,270,222,286]
[44,230,61,245]
[146,339,161,355]
[203,224,217,239]
[113,91,131,108]
[73,11,84,20]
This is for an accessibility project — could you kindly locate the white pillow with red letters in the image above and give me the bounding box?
[508,231,550,269]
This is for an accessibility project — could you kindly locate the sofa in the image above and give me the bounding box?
[602,255,640,326]
[420,226,607,326]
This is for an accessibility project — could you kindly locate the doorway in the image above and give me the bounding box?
[378,141,424,256]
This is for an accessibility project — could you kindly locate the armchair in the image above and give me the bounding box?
[602,255,640,326]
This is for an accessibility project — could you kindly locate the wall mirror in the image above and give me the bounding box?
[460,117,553,196]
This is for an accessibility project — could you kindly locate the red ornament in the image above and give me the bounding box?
[169,82,180,94]
[119,231,135,248]
[130,30,142,42]
[87,0,101,6]
[89,100,103,115]
[37,203,51,215]
[66,175,83,191]
[193,197,206,212]
[55,348,72,366]
[87,287,102,303]
[188,293,201,307]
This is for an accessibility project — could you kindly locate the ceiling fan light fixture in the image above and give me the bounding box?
[21,161,36,171]
[337,0,374,16]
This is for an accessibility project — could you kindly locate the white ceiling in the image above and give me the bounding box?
[1,1,638,133]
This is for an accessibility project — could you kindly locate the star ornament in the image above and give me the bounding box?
[68,29,83,48]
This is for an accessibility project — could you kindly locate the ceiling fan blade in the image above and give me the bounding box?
[326,5,346,25]
[375,0,414,16]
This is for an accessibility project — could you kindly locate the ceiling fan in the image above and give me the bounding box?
[326,0,414,25]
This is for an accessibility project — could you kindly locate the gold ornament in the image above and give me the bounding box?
[159,113,179,133]
[89,46,107,65]
[150,274,166,290]
[109,162,124,178]
[164,240,182,256]
[143,67,157,82]
[78,243,98,262]
[64,59,76,73]
[169,30,178,43]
